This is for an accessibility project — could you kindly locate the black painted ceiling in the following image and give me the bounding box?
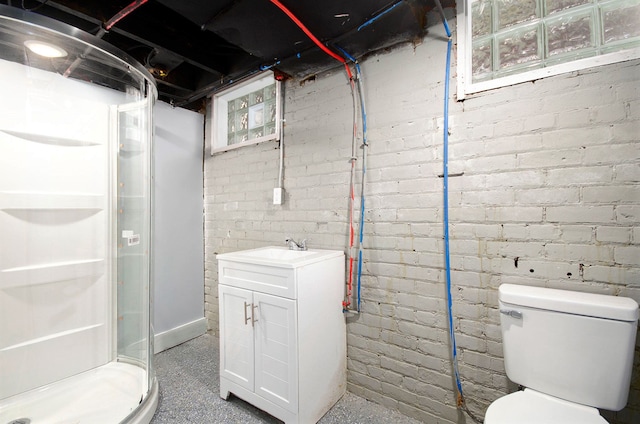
[0,0,451,111]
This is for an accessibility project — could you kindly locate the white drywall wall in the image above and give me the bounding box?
[153,101,205,352]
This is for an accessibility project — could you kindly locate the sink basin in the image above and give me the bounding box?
[217,246,342,268]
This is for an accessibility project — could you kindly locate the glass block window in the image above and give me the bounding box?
[466,0,640,86]
[226,82,277,145]
[210,71,281,154]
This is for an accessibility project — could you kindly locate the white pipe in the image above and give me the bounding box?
[277,81,285,189]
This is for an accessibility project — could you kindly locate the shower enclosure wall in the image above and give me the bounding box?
[0,7,158,423]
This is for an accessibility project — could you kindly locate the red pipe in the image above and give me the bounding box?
[268,0,353,79]
[105,0,149,31]
[270,0,357,309]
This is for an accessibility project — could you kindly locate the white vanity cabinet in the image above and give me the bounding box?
[217,246,346,424]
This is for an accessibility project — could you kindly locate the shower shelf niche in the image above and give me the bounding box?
[0,129,102,147]
[0,192,104,210]
[1,259,105,289]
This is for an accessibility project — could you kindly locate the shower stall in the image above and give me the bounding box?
[0,6,158,424]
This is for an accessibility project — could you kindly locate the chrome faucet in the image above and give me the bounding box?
[285,238,307,251]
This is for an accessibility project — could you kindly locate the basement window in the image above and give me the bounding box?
[210,71,282,154]
[457,0,640,98]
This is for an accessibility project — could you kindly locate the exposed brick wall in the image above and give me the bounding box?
[204,13,640,424]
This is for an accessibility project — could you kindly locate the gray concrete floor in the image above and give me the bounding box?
[150,332,422,424]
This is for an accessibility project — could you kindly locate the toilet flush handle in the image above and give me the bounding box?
[500,309,523,319]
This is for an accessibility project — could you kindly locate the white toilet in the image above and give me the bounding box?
[485,284,639,424]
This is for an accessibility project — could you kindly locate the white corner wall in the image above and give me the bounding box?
[153,101,206,353]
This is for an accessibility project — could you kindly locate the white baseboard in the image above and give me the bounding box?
[154,317,207,354]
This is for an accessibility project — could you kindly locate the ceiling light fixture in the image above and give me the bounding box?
[24,40,68,58]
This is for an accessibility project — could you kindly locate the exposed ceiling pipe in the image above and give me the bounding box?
[268,0,353,79]
[104,0,148,31]
[175,0,412,108]
[63,0,150,77]
[357,0,404,32]
[329,0,406,49]
[40,0,224,76]
[269,0,371,314]
[269,0,345,64]
[199,0,237,31]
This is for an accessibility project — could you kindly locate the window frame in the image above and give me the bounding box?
[456,0,640,100]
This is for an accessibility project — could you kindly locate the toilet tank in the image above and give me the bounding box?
[499,284,639,411]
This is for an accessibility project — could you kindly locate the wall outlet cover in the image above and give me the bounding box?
[273,187,283,205]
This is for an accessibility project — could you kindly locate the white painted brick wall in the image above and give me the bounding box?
[203,10,640,424]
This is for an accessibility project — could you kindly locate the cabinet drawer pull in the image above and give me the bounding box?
[251,304,258,327]
[244,301,252,325]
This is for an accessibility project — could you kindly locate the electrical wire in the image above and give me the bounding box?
[434,2,484,423]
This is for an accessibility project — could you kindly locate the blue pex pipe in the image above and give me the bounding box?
[357,1,403,32]
[259,60,280,71]
[435,1,463,400]
[442,36,463,398]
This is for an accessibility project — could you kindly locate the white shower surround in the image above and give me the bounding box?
[0,44,155,423]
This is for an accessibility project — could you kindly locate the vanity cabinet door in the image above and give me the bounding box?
[253,292,298,413]
[219,285,254,391]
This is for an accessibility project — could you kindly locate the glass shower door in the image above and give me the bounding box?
[115,98,153,394]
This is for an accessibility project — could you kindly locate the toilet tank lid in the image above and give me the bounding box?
[499,284,639,322]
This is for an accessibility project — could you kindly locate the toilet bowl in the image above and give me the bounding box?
[485,284,639,424]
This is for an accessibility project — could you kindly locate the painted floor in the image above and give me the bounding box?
[150,332,422,424]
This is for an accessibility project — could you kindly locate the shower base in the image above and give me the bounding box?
[0,362,158,424]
